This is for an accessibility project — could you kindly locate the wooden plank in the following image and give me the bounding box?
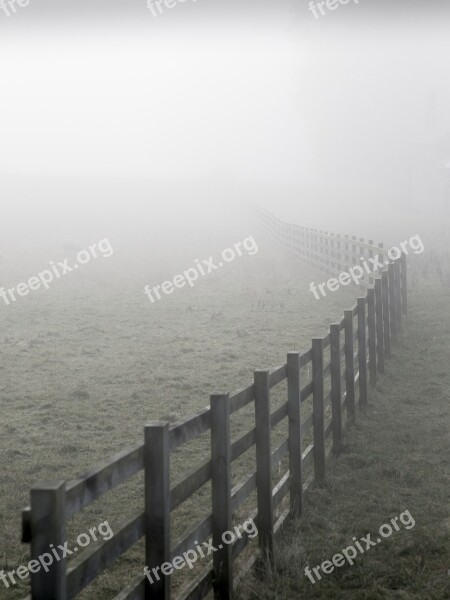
[301,414,313,437]
[287,352,303,517]
[302,444,314,469]
[231,428,256,462]
[269,364,288,388]
[231,470,257,513]
[272,472,290,510]
[30,480,66,600]
[357,297,368,408]
[374,277,385,374]
[300,349,312,368]
[330,324,342,455]
[170,408,211,452]
[344,310,356,422]
[382,270,391,358]
[210,393,232,600]
[67,510,144,599]
[300,381,313,402]
[229,384,254,415]
[312,338,325,484]
[272,438,289,466]
[65,443,144,518]
[171,515,212,560]
[144,422,170,600]
[171,460,211,512]
[271,401,289,429]
[254,369,274,560]
[367,288,377,386]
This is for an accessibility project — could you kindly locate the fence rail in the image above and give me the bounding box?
[20,206,407,600]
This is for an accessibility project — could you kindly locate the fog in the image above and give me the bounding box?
[1,3,450,598]
[2,5,450,253]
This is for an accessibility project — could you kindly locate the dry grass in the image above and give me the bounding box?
[238,283,450,600]
[0,230,358,600]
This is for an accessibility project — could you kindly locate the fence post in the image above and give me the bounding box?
[374,278,385,373]
[388,262,397,339]
[401,252,408,316]
[144,422,170,600]
[210,393,232,600]
[381,270,391,358]
[330,324,342,455]
[367,288,377,385]
[394,259,402,332]
[312,338,325,483]
[254,370,274,561]
[287,352,303,517]
[357,297,368,408]
[344,310,356,421]
[30,481,66,600]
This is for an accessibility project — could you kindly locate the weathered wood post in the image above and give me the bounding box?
[312,338,325,483]
[254,370,274,561]
[330,324,342,455]
[357,297,368,408]
[367,288,377,385]
[144,422,170,600]
[381,270,391,358]
[374,278,385,373]
[210,393,232,600]
[30,480,67,600]
[344,310,356,421]
[287,352,303,517]
[394,259,402,332]
[388,262,397,338]
[401,252,408,316]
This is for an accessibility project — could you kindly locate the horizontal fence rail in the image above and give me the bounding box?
[20,206,407,600]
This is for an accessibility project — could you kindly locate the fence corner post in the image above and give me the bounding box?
[210,392,233,600]
[30,480,67,600]
[144,421,171,600]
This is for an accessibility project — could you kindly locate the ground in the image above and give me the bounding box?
[239,283,450,600]
[1,205,448,599]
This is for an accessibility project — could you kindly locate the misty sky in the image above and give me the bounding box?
[1,1,450,188]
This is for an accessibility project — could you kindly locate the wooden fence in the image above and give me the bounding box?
[20,207,407,600]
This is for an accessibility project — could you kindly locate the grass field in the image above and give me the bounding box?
[0,208,360,600]
[238,283,450,600]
